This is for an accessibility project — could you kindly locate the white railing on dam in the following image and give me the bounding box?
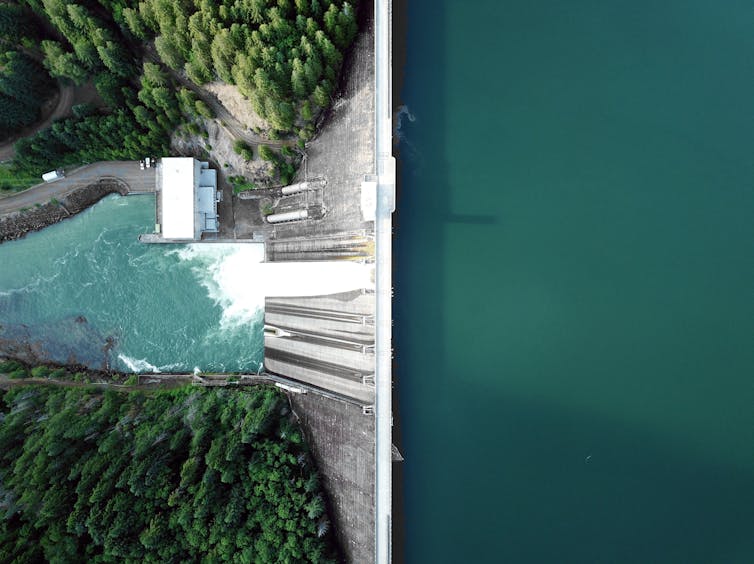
[374,0,395,562]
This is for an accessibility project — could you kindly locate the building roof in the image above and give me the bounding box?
[161,157,197,240]
[197,185,218,232]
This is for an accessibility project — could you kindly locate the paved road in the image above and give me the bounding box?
[0,161,156,214]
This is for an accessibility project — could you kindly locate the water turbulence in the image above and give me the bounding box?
[0,194,373,373]
[257,262,374,297]
[176,245,373,327]
[0,194,265,373]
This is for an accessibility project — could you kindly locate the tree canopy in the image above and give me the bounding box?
[5,0,361,179]
[124,0,359,133]
[0,50,54,137]
[0,385,338,562]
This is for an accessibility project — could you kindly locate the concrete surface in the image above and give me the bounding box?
[289,392,376,564]
[259,2,390,561]
[234,4,375,242]
[374,0,396,560]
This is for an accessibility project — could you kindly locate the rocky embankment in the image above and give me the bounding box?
[0,180,127,243]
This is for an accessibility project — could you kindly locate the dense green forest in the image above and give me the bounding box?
[1,0,360,181]
[125,0,358,133]
[0,4,53,139]
[0,385,338,562]
[0,50,53,137]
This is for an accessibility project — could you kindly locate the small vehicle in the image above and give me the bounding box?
[139,160,145,170]
[145,157,151,168]
[42,170,64,182]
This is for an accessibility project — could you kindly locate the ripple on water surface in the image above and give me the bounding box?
[0,194,265,372]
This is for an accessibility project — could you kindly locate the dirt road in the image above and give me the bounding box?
[0,85,71,162]
[0,82,103,162]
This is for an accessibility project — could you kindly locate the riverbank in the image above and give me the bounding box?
[0,179,128,243]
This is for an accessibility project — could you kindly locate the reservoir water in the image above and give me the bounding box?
[396,0,754,562]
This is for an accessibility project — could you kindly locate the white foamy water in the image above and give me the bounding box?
[117,354,160,373]
[173,244,266,329]
[256,261,375,296]
[175,243,374,328]
[117,354,183,373]
[0,194,372,374]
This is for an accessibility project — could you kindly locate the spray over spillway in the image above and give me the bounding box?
[174,244,266,329]
[176,243,373,328]
[0,194,373,374]
[256,262,374,296]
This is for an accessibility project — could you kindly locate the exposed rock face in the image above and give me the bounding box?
[0,180,126,243]
[0,317,115,370]
[170,118,276,188]
[203,82,270,132]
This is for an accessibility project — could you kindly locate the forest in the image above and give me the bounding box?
[0,385,338,562]
[1,0,359,183]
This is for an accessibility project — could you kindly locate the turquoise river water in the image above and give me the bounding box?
[395,0,754,562]
[0,195,265,373]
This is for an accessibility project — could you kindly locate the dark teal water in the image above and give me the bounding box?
[395,1,754,562]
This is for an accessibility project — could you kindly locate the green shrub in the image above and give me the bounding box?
[0,360,24,374]
[49,368,67,379]
[258,145,276,162]
[230,175,256,193]
[194,100,213,119]
[301,100,313,121]
[279,162,296,185]
[233,140,254,161]
[8,369,28,379]
[71,103,96,119]
[30,366,51,378]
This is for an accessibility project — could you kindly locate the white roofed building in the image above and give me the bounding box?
[154,157,219,241]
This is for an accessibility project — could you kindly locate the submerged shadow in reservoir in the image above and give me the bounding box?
[445,213,498,225]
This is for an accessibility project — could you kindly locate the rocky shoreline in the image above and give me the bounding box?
[0,179,128,243]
